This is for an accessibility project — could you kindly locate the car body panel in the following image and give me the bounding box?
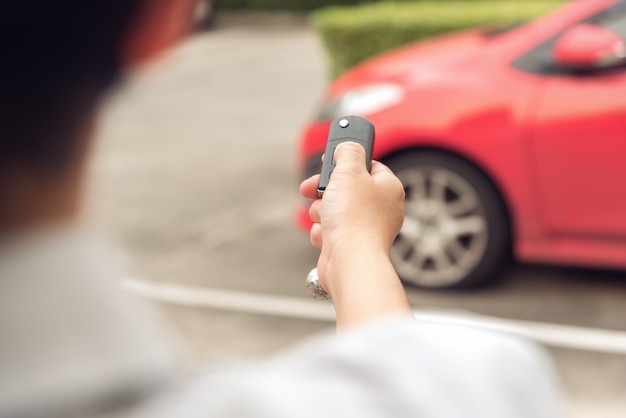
[529,71,626,238]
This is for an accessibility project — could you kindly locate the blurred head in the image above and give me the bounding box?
[0,0,195,232]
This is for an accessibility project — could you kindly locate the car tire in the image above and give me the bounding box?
[385,150,511,290]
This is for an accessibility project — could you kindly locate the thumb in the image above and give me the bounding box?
[334,142,368,172]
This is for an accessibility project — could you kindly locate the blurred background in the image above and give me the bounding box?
[87,1,626,416]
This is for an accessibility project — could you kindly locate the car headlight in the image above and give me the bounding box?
[317,83,405,121]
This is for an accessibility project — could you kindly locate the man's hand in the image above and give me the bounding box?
[300,142,412,328]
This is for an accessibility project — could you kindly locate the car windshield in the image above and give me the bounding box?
[588,0,626,41]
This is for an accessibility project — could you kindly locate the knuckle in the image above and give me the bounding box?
[309,200,320,220]
[339,164,363,180]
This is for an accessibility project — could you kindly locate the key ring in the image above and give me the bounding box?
[305,268,331,300]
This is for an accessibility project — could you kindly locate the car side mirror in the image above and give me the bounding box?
[553,24,626,71]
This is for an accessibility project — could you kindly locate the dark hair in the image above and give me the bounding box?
[0,0,143,175]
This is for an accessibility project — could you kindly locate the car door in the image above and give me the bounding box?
[527,2,626,238]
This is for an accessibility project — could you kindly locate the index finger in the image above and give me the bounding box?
[300,174,321,200]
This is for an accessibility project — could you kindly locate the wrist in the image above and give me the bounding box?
[325,230,393,264]
[320,242,411,329]
[325,249,395,295]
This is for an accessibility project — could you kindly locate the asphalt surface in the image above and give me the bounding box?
[88,17,626,417]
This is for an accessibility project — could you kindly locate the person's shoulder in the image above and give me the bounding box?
[140,315,566,418]
[287,313,545,363]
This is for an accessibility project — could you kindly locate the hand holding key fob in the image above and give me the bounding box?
[308,115,375,300]
[317,115,375,198]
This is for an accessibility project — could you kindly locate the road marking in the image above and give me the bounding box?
[122,278,626,355]
[123,278,335,322]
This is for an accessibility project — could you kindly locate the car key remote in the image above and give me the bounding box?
[317,115,375,198]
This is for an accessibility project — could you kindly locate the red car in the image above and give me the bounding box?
[296,0,626,289]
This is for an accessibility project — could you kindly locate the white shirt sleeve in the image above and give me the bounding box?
[145,315,566,418]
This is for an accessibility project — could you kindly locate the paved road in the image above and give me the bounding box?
[89,19,625,417]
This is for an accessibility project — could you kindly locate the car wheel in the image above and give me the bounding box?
[385,151,510,289]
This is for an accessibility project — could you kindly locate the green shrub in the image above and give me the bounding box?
[313,1,567,76]
[217,0,374,11]
[216,0,544,11]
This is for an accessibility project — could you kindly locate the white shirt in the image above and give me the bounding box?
[0,226,566,418]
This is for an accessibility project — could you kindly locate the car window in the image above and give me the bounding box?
[589,1,626,40]
[513,0,626,75]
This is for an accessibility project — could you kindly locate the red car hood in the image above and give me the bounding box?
[329,29,490,94]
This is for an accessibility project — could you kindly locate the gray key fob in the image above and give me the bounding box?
[317,115,375,198]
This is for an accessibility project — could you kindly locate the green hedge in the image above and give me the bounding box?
[313,1,567,76]
[217,0,373,11]
[217,0,541,11]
